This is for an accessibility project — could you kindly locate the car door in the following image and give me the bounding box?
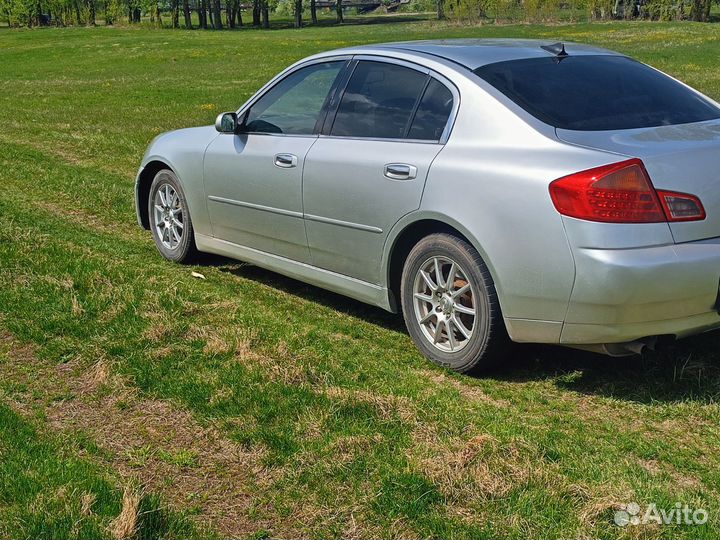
[203,59,347,263]
[302,58,458,284]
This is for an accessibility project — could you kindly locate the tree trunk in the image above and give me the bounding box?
[252,0,260,25]
[128,4,141,24]
[198,0,207,28]
[213,0,222,28]
[183,0,192,27]
[335,0,343,22]
[154,2,162,26]
[310,0,317,23]
[437,0,445,19]
[261,0,269,27]
[294,0,302,27]
[703,0,711,21]
[229,0,241,26]
[691,0,704,20]
[171,0,179,27]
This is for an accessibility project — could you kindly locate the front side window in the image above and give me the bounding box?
[330,61,428,139]
[244,61,343,135]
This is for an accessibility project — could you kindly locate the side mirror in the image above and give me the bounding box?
[215,111,238,134]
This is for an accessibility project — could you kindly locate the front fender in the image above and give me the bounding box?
[134,126,219,237]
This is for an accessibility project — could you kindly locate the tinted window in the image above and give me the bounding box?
[474,55,720,131]
[408,79,454,140]
[331,61,428,139]
[244,61,343,135]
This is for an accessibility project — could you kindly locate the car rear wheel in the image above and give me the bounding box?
[400,233,508,373]
[148,169,198,263]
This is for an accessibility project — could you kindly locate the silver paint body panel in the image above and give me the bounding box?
[136,39,720,350]
[303,137,444,283]
[203,133,315,263]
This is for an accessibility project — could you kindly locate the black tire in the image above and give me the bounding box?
[148,169,198,263]
[400,233,509,374]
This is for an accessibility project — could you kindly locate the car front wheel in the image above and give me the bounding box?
[148,169,198,263]
[400,233,508,373]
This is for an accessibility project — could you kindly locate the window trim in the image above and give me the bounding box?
[233,55,353,139]
[320,54,460,145]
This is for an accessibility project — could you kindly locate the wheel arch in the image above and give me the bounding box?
[135,159,179,230]
[383,213,502,314]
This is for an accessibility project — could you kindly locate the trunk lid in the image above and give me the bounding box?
[557,119,720,243]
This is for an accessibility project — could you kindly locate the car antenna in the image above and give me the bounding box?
[541,42,569,61]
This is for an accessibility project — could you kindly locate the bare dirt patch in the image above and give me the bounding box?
[0,331,289,538]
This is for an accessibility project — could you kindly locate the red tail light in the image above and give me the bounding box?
[549,159,705,223]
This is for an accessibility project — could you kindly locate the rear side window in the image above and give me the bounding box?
[474,55,720,131]
[408,79,454,140]
[331,61,427,139]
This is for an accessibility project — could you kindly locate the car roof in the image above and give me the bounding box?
[336,38,622,70]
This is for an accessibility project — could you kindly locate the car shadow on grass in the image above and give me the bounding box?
[206,255,407,333]
[501,332,720,404]
[208,256,720,404]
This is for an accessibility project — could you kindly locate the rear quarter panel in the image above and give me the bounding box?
[418,79,627,339]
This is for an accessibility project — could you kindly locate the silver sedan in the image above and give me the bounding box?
[135,39,720,372]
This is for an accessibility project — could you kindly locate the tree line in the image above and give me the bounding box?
[0,0,354,28]
[1,0,717,28]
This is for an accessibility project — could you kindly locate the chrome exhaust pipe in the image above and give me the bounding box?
[572,337,658,357]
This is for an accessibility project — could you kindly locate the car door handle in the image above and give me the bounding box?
[274,153,298,168]
[384,163,417,181]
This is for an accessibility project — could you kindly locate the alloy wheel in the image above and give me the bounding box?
[153,183,184,250]
[412,256,477,353]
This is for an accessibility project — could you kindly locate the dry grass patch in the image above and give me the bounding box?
[109,486,141,540]
[33,199,140,238]
[330,434,385,464]
[184,325,244,356]
[638,458,703,491]
[323,386,416,423]
[47,386,272,537]
[420,369,511,408]
[81,491,97,516]
[70,294,85,316]
[412,426,625,536]
[0,330,297,538]
[418,433,515,501]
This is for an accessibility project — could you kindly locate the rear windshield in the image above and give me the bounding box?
[474,55,720,131]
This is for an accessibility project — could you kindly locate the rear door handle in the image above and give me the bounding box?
[274,153,298,168]
[384,163,417,181]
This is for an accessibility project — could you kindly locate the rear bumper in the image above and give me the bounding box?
[561,236,720,344]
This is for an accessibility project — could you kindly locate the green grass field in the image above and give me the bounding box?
[2,19,720,539]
